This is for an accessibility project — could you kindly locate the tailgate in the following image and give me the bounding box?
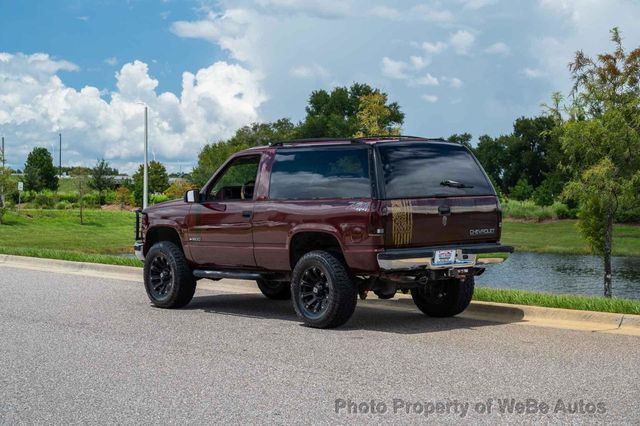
[381,195,500,248]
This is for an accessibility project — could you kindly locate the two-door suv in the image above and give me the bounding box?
[134,136,513,328]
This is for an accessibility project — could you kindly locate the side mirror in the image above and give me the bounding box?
[184,189,200,203]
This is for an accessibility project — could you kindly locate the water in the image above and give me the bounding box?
[477,252,640,299]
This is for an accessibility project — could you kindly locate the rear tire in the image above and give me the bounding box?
[291,251,357,329]
[256,279,291,300]
[411,276,474,317]
[144,241,196,308]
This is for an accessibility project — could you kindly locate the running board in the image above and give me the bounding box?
[192,269,263,281]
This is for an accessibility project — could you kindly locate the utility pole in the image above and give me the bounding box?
[1,136,4,207]
[1,136,4,168]
[59,133,62,176]
[143,105,148,210]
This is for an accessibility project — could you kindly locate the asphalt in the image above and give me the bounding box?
[1,265,639,425]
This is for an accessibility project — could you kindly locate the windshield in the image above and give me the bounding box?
[377,141,494,198]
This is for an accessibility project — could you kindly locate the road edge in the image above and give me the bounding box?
[1,253,638,336]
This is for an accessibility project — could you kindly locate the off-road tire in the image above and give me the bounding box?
[144,241,196,308]
[411,276,474,317]
[256,279,291,300]
[291,251,357,328]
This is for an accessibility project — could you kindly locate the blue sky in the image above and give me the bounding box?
[1,0,639,173]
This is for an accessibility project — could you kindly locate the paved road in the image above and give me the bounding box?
[1,266,639,425]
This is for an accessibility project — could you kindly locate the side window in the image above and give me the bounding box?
[269,146,371,200]
[207,155,260,201]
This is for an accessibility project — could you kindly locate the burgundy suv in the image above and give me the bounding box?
[134,136,513,328]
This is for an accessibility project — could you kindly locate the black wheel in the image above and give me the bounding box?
[256,279,291,300]
[411,276,474,317]
[291,251,357,329]
[144,241,196,308]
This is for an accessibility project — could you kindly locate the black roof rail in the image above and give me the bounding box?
[268,135,449,147]
[269,137,355,147]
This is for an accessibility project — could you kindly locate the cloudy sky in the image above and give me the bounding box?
[1,0,639,173]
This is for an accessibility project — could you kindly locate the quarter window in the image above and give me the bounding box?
[269,146,372,200]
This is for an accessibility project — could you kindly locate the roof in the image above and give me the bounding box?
[233,136,451,155]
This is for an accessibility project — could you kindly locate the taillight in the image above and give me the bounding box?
[368,200,385,236]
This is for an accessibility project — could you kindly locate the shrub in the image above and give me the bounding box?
[509,177,534,201]
[502,199,577,221]
[54,200,72,210]
[149,194,170,205]
[33,192,57,209]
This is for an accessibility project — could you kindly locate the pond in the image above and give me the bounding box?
[477,252,640,300]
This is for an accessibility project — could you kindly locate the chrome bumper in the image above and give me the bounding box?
[377,243,513,272]
[134,241,145,261]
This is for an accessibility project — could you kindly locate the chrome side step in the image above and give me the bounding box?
[192,269,263,281]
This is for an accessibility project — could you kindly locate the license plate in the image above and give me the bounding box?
[433,249,456,265]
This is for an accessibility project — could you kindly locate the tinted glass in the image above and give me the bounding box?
[378,142,494,198]
[208,155,259,201]
[269,146,371,199]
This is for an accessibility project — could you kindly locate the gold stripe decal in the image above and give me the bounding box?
[390,199,413,246]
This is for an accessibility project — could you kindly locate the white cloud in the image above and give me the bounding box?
[369,5,402,19]
[522,67,546,78]
[289,64,329,79]
[104,56,118,66]
[411,4,454,24]
[460,0,498,10]
[450,30,475,54]
[485,42,510,55]
[381,57,410,79]
[421,41,447,54]
[443,77,464,88]
[414,73,439,86]
[409,55,429,70]
[422,94,439,103]
[0,52,265,172]
[254,0,351,18]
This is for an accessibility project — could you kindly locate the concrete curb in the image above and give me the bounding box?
[1,254,639,336]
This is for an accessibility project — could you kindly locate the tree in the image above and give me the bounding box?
[115,186,131,210]
[562,28,640,297]
[353,92,402,137]
[0,153,17,224]
[297,83,404,138]
[90,159,117,205]
[164,179,196,200]
[447,133,473,150]
[71,167,90,225]
[133,160,170,206]
[24,147,58,191]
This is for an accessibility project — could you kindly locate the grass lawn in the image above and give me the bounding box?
[474,287,640,315]
[0,209,134,255]
[502,219,640,257]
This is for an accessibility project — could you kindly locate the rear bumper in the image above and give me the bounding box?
[134,241,145,261]
[377,243,514,271]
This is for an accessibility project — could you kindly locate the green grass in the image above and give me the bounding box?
[0,209,134,254]
[474,287,640,315]
[0,246,141,267]
[502,219,640,256]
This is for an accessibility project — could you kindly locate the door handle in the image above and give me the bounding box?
[242,210,252,218]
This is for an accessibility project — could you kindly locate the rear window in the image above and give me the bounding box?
[269,146,372,200]
[377,142,494,198]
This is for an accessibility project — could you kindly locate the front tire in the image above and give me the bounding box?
[144,241,196,308]
[256,279,291,300]
[411,276,474,317]
[291,251,357,329]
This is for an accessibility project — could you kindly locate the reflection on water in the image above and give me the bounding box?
[477,252,640,299]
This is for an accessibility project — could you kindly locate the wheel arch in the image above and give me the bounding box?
[288,228,345,269]
[144,225,185,256]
